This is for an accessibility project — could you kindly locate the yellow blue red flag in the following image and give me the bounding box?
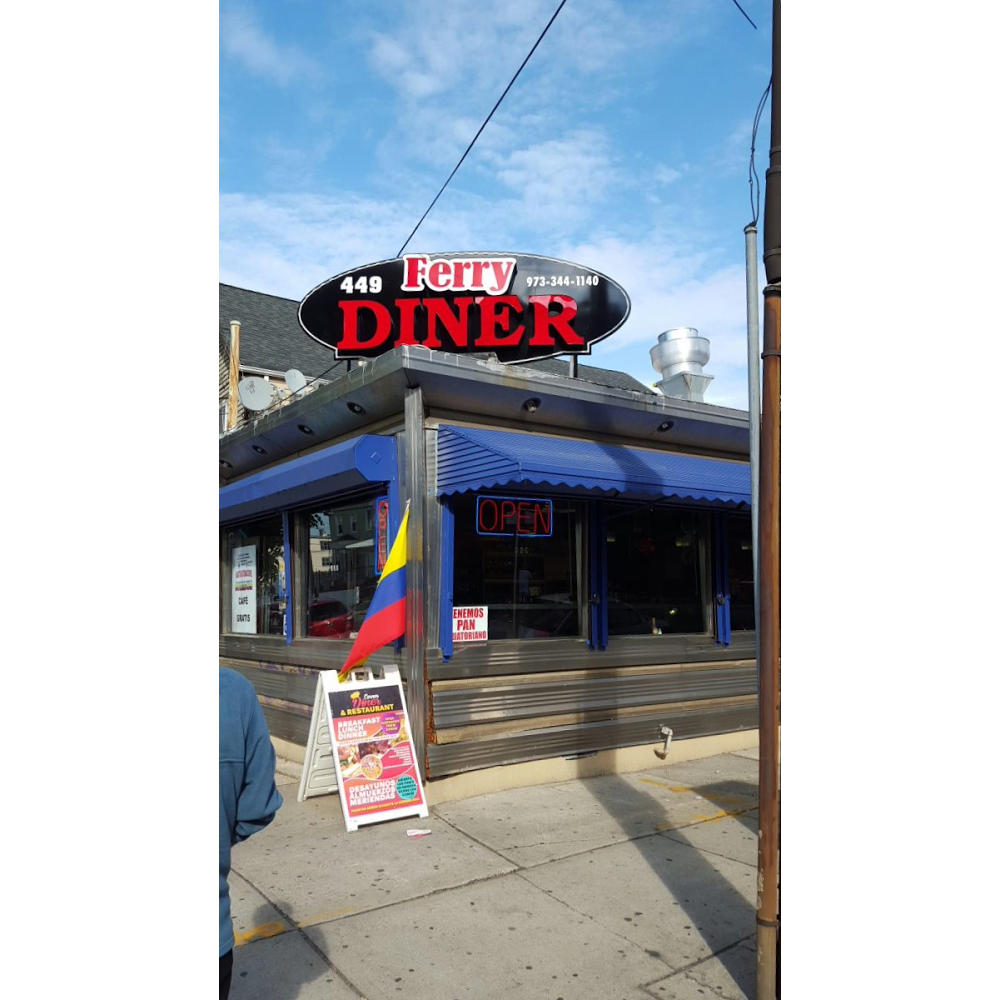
[339,502,409,679]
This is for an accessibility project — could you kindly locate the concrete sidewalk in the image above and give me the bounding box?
[228,747,761,1000]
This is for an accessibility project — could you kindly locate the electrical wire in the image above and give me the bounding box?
[730,0,758,30]
[252,0,756,410]
[276,1,569,404]
[395,0,567,257]
[748,78,771,226]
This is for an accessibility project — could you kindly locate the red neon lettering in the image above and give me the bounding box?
[534,502,551,535]
[517,502,534,534]
[478,499,498,532]
[500,500,517,531]
[477,498,553,535]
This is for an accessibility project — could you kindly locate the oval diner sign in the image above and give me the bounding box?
[298,252,630,365]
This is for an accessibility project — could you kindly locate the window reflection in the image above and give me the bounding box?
[605,503,708,635]
[451,494,583,640]
[223,515,285,636]
[305,500,379,640]
[727,513,756,630]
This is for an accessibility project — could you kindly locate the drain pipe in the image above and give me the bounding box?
[653,724,674,760]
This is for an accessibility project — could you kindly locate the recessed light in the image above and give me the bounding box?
[523,398,542,413]
[297,424,314,435]
[657,420,675,433]
[347,401,366,415]
[220,459,232,469]
[252,445,267,455]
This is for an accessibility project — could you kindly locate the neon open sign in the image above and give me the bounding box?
[476,496,553,537]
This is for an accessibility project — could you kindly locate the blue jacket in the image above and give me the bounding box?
[220,668,283,957]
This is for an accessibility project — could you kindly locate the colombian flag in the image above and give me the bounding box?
[338,503,409,679]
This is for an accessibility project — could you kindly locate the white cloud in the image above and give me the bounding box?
[653,164,683,185]
[219,0,764,413]
[220,5,320,86]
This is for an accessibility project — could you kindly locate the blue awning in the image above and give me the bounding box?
[220,434,396,523]
[436,425,749,506]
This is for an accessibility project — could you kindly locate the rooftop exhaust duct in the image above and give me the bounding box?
[650,327,713,402]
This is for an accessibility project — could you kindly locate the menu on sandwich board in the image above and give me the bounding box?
[299,665,428,832]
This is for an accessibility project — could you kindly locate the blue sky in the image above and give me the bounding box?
[220,0,774,408]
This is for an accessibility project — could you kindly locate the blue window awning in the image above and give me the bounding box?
[435,425,749,506]
[220,434,396,523]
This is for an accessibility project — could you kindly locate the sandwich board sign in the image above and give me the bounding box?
[297,665,428,832]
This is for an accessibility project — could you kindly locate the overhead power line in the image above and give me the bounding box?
[395,0,567,257]
[730,0,758,29]
[748,78,771,226]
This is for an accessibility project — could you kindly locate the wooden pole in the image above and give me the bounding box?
[758,2,781,995]
[227,320,241,431]
[757,282,780,999]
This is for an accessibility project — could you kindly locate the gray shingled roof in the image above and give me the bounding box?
[219,283,653,394]
[220,284,348,381]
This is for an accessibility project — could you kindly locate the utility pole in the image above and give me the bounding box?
[757,1,781,998]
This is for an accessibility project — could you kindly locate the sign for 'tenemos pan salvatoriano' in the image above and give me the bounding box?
[298,252,630,365]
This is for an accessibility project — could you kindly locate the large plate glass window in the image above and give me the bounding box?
[605,503,710,636]
[221,515,286,636]
[303,498,378,640]
[451,493,584,640]
[727,513,756,630]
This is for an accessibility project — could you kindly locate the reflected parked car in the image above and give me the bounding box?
[308,599,354,638]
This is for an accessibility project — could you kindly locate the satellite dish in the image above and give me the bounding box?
[285,369,307,394]
[238,376,275,411]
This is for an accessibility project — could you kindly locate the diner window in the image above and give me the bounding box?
[605,503,710,636]
[222,515,286,636]
[727,513,756,630]
[451,493,584,640]
[303,498,379,640]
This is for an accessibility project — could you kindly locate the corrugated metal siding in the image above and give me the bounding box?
[431,663,756,727]
[428,633,756,680]
[426,700,757,776]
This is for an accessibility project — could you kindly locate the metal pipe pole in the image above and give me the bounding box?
[744,224,762,652]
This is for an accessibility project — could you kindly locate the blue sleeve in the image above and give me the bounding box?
[234,693,283,844]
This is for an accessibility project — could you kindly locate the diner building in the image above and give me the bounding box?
[219,280,757,794]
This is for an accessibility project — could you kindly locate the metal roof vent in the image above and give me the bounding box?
[650,327,714,402]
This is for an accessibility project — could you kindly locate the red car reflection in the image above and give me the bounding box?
[308,600,354,638]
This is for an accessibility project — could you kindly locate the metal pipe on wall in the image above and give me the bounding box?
[403,387,429,775]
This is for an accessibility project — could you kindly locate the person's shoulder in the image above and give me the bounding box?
[219,667,255,701]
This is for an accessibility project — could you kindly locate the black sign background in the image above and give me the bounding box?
[298,252,630,364]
